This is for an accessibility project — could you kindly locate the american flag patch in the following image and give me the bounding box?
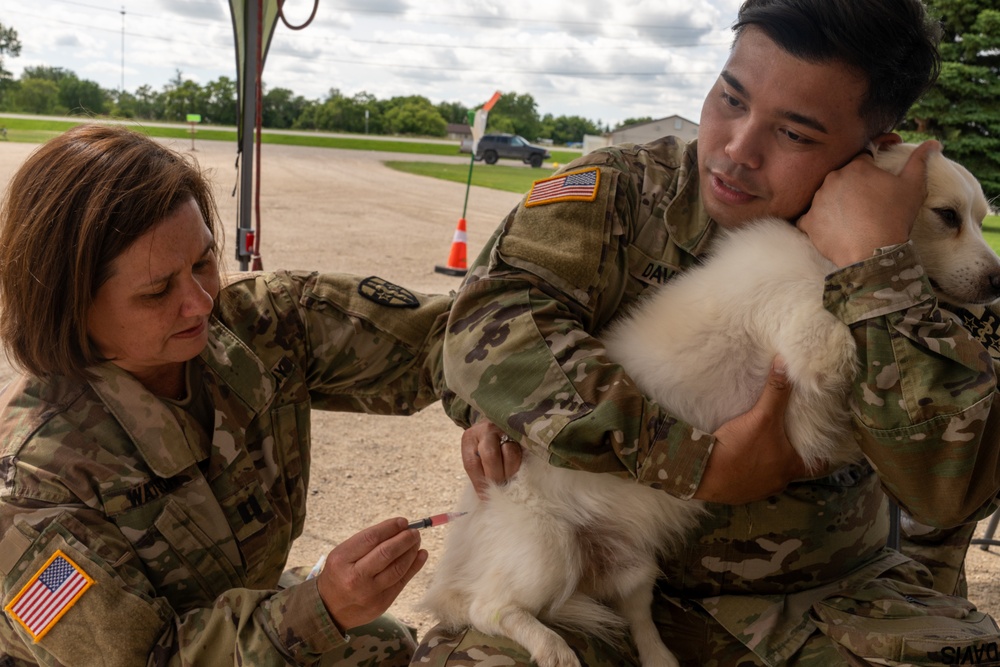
[5,550,94,642]
[525,167,601,207]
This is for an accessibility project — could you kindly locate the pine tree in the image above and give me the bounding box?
[906,1,1000,200]
[0,22,22,107]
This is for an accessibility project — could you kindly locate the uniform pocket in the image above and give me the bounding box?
[144,499,243,608]
[812,578,1000,665]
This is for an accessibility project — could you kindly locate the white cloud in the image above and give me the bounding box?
[154,0,227,22]
[4,0,738,126]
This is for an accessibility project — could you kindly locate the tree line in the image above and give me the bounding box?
[0,33,621,146]
[0,0,996,196]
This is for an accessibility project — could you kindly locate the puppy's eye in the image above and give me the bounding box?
[933,207,960,229]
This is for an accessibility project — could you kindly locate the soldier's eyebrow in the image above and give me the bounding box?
[720,70,830,135]
[720,71,748,98]
[139,242,215,289]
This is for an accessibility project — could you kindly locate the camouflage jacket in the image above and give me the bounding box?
[0,272,450,667]
[441,137,1000,664]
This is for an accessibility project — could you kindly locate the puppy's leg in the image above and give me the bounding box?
[470,602,581,667]
[769,273,857,392]
[611,564,680,667]
[774,301,858,468]
[794,320,855,392]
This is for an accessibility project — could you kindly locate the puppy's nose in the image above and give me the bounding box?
[990,273,1000,296]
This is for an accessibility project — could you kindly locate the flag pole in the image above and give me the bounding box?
[461,91,501,218]
[460,109,476,219]
[434,92,501,277]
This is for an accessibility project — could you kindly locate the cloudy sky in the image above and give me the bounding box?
[6,0,745,128]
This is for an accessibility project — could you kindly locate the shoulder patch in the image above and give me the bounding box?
[357,276,420,308]
[5,549,94,642]
[525,167,600,207]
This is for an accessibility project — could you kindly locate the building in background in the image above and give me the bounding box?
[447,123,472,142]
[583,115,699,154]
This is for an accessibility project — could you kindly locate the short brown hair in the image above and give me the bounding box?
[734,0,941,137]
[0,124,220,382]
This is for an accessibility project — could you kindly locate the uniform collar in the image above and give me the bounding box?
[198,318,275,413]
[663,139,717,258]
[89,363,197,478]
[88,317,276,478]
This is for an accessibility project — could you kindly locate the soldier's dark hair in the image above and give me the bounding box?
[734,0,942,137]
[0,124,221,382]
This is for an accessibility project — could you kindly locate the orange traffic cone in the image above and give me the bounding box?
[435,218,468,276]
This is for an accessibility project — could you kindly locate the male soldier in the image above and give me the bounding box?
[418,0,1000,665]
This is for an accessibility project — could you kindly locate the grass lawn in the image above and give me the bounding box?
[0,116,467,156]
[0,116,579,163]
[384,160,556,194]
[984,215,1000,254]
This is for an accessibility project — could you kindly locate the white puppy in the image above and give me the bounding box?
[423,145,999,667]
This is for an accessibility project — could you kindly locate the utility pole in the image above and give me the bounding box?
[120,6,125,93]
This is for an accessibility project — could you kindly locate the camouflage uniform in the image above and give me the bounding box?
[431,138,1000,665]
[0,272,451,666]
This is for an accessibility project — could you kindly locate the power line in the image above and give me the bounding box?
[44,0,730,38]
[7,9,225,45]
[49,0,127,14]
[304,34,731,52]
[8,8,724,78]
[7,6,718,89]
[47,0,224,28]
[323,4,727,33]
[12,8,729,60]
[265,44,720,77]
[22,5,727,53]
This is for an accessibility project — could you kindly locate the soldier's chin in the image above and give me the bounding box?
[704,200,758,230]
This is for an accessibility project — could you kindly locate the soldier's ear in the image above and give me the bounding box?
[872,133,902,151]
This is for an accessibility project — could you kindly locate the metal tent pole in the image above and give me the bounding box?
[236,2,259,271]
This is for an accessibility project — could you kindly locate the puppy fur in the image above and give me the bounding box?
[422,145,999,667]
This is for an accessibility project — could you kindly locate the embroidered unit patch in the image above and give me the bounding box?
[357,276,420,308]
[4,550,94,642]
[525,167,600,207]
[952,305,1000,361]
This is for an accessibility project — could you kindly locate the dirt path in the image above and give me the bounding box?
[0,136,997,640]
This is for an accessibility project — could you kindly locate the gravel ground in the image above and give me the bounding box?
[0,135,996,640]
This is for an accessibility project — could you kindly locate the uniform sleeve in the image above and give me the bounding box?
[441,148,714,499]
[825,242,1000,527]
[224,272,454,416]
[0,499,347,667]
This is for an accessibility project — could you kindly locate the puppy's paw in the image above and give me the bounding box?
[637,643,681,667]
[532,642,582,667]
